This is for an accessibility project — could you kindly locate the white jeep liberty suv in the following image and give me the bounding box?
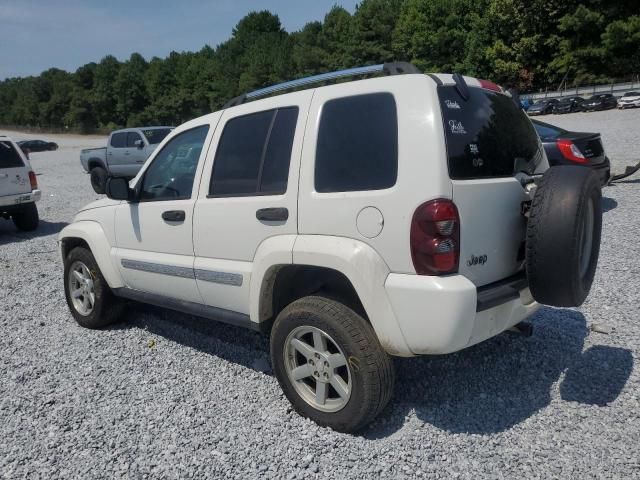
[59,63,602,432]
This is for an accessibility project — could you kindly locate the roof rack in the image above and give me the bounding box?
[223,61,421,108]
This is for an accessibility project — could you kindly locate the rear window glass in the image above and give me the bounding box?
[143,128,173,144]
[0,141,24,168]
[438,86,543,179]
[531,120,566,139]
[315,93,398,193]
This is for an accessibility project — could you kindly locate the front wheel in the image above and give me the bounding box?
[64,246,124,328]
[270,296,394,432]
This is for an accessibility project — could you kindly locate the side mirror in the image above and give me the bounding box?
[134,139,144,149]
[105,177,133,201]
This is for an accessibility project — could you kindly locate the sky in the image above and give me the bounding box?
[0,0,360,80]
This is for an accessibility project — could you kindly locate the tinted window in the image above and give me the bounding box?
[260,108,298,194]
[624,92,640,97]
[315,93,398,193]
[210,107,298,196]
[110,132,126,148]
[140,125,209,201]
[126,132,143,147]
[439,85,543,179]
[0,141,24,168]
[143,128,173,144]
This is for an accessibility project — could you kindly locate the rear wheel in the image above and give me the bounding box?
[526,166,602,307]
[90,166,107,194]
[64,247,123,328]
[271,296,394,432]
[12,202,39,231]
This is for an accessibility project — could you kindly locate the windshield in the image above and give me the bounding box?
[438,85,543,179]
[588,95,604,101]
[623,92,640,97]
[142,128,173,145]
[0,140,24,168]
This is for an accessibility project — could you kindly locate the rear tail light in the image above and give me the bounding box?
[556,139,588,164]
[28,171,38,190]
[478,79,502,93]
[410,199,460,275]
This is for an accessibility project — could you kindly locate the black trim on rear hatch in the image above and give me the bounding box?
[476,271,528,312]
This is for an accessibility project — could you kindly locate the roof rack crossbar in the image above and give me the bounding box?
[224,62,420,108]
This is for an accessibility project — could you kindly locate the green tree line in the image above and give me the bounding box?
[1,0,638,132]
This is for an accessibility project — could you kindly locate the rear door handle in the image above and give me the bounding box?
[162,210,185,222]
[256,207,288,222]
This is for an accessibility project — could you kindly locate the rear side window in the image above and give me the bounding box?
[209,107,298,196]
[143,128,173,144]
[0,141,24,168]
[315,93,398,192]
[110,132,126,148]
[438,86,543,179]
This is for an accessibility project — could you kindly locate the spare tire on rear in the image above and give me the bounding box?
[526,165,602,307]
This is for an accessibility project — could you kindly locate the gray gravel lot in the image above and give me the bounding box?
[1,109,639,479]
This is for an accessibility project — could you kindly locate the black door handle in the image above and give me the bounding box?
[162,210,186,222]
[256,207,289,222]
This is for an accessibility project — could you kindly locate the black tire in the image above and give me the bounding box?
[90,166,107,194]
[12,202,39,231]
[64,246,124,329]
[270,296,394,433]
[526,165,602,307]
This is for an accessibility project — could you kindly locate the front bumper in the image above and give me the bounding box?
[384,273,539,355]
[0,189,41,209]
[619,102,640,109]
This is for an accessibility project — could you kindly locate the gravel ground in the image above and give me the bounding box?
[1,109,639,480]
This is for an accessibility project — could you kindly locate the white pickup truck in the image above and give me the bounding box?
[1,135,41,231]
[80,126,173,194]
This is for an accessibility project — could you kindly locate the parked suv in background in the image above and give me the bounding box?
[1,135,41,231]
[80,126,174,194]
[59,64,603,432]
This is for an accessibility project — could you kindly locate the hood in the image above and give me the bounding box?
[77,198,122,213]
[529,103,547,110]
[620,95,640,101]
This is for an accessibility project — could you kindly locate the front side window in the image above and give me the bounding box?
[209,107,298,196]
[140,125,209,201]
[110,132,126,148]
[315,93,398,193]
[127,132,143,148]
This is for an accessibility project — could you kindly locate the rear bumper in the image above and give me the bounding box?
[384,273,539,355]
[0,189,41,209]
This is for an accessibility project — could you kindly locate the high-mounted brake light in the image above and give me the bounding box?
[478,79,502,92]
[556,139,588,164]
[28,171,38,190]
[410,199,460,275]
